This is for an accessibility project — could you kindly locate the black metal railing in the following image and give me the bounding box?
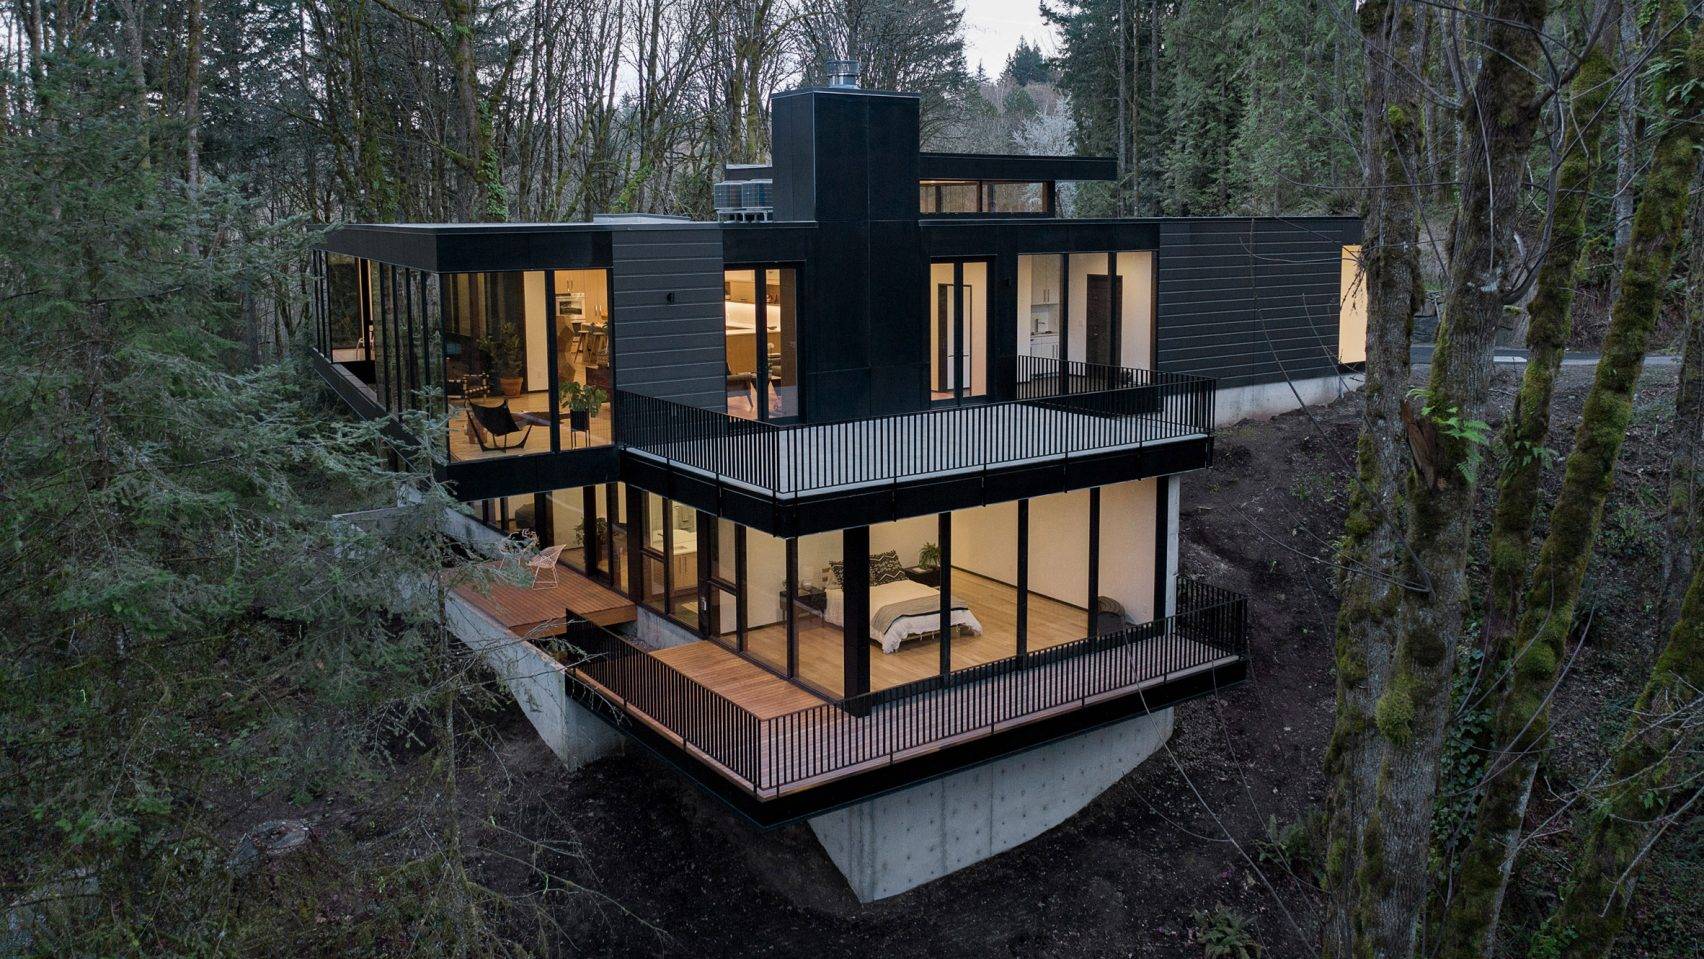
[561,621,765,787]
[613,361,1214,497]
[760,579,1247,790]
[559,582,1248,796]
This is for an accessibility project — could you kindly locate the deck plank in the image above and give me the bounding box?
[452,562,635,636]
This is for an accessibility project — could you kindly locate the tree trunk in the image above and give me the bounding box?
[1347,1,1554,955]
[1320,3,1424,954]
[1481,12,1618,698]
[1608,0,1640,304]
[1660,159,1704,635]
[1436,12,1702,957]
[184,0,203,196]
[1542,563,1703,959]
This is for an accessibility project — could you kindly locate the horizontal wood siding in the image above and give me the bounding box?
[1152,217,1361,389]
[611,227,727,410]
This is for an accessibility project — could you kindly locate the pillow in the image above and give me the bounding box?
[870,550,907,585]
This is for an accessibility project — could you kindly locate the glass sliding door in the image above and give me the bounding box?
[928,259,989,402]
[723,266,800,420]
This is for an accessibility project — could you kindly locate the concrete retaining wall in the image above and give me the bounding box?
[445,591,623,770]
[1214,372,1362,426]
[809,708,1175,901]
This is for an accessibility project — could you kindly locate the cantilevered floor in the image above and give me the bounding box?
[451,560,635,634]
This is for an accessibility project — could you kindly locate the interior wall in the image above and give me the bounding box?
[946,480,1156,617]
[1066,254,1097,364]
[869,514,937,566]
[523,271,549,389]
[1116,251,1155,368]
[1338,245,1367,364]
[1100,479,1158,622]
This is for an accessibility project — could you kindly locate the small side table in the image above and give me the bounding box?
[904,566,941,588]
[786,584,829,613]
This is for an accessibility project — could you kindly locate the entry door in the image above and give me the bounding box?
[1085,274,1122,367]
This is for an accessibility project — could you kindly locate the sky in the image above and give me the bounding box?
[959,0,1057,79]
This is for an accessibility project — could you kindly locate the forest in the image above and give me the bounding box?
[0,0,1698,956]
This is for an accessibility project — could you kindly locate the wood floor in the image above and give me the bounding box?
[739,569,1092,697]
[447,391,613,463]
[649,642,824,719]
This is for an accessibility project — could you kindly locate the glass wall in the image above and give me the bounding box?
[1017,252,1155,387]
[792,530,844,697]
[552,269,613,448]
[919,180,980,214]
[920,180,1051,215]
[439,269,612,463]
[743,527,792,676]
[325,253,365,361]
[723,267,799,420]
[928,260,988,401]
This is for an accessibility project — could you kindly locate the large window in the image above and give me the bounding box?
[325,253,365,361]
[920,180,1052,215]
[723,267,799,420]
[440,269,613,463]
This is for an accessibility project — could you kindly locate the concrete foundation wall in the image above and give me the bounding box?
[635,606,701,649]
[446,592,623,770]
[809,708,1175,902]
[1214,372,1362,427]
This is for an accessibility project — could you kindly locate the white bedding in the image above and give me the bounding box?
[825,579,983,654]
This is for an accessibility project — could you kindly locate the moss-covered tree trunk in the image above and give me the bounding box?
[1481,23,1617,657]
[1435,11,1703,957]
[1321,4,1424,954]
[1660,163,1704,635]
[1342,2,1553,955]
[1541,564,1703,958]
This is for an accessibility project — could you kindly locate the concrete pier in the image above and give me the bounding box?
[808,708,1175,902]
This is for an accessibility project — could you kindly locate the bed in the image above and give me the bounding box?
[825,578,984,654]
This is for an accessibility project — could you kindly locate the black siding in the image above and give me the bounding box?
[1149,217,1361,389]
[611,227,727,409]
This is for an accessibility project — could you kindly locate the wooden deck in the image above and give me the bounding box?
[452,561,635,635]
[575,628,1239,799]
[651,642,826,718]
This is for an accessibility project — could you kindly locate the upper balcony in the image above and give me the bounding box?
[615,356,1215,536]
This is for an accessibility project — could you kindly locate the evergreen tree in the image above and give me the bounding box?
[1004,36,1051,86]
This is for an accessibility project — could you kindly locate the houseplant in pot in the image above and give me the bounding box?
[478,323,524,397]
[558,382,609,432]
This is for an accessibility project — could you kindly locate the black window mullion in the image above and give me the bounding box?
[735,526,748,651]
[583,485,600,576]
[1087,487,1101,638]
[938,513,952,676]
[544,270,560,452]
[661,499,674,615]
[1059,253,1070,393]
[696,511,714,636]
[755,269,770,421]
[785,537,798,678]
[1017,498,1029,661]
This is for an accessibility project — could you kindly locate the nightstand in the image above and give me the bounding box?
[904,565,941,587]
[785,584,829,613]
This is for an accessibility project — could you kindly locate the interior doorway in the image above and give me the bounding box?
[929,259,989,402]
[1085,273,1123,368]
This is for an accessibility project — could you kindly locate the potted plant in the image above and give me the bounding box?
[558,382,609,431]
[478,323,524,397]
[917,542,940,570]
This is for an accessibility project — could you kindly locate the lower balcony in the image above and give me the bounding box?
[557,580,1247,821]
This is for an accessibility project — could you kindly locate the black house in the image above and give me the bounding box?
[308,76,1363,837]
